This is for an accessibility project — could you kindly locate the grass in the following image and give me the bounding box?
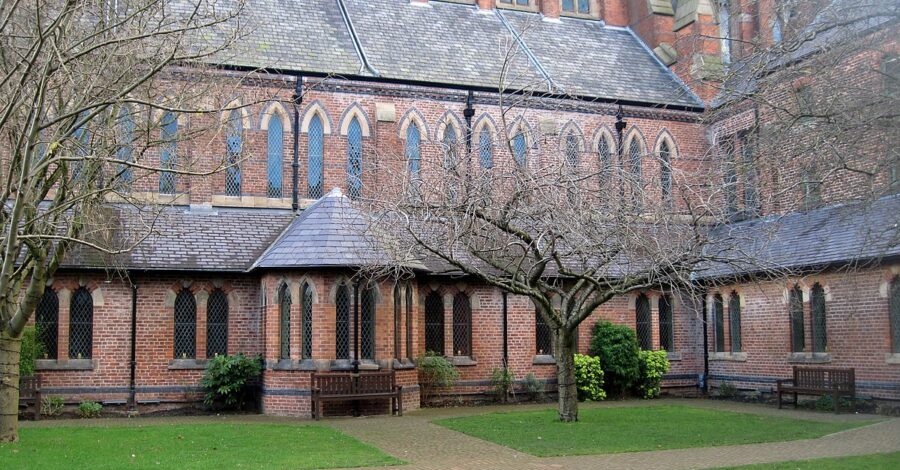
[719,451,900,469]
[0,422,402,469]
[434,404,875,457]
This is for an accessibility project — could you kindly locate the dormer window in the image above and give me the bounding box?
[499,0,531,6]
[561,0,590,15]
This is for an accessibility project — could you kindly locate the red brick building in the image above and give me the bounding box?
[25,0,900,416]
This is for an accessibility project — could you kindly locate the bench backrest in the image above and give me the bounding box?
[20,376,40,399]
[313,371,396,395]
[793,367,854,391]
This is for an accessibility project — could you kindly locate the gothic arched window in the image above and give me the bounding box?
[660,140,673,203]
[811,283,827,353]
[789,285,805,352]
[36,287,59,360]
[406,124,421,179]
[728,292,741,353]
[424,291,444,355]
[278,283,291,360]
[512,131,528,167]
[361,284,376,361]
[535,308,552,355]
[267,113,284,198]
[394,285,402,359]
[307,114,325,199]
[713,293,725,352]
[636,293,652,350]
[302,282,313,359]
[159,112,178,194]
[658,294,673,352]
[225,110,242,196]
[479,128,493,169]
[891,277,900,353]
[564,131,580,168]
[70,287,93,359]
[406,284,414,360]
[452,292,472,357]
[598,134,612,188]
[347,117,363,200]
[174,288,196,359]
[116,107,135,186]
[207,289,228,358]
[335,283,351,360]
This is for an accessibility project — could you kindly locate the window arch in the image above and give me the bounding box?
[659,140,673,203]
[598,132,613,189]
[335,283,351,360]
[479,127,493,169]
[424,291,444,355]
[452,292,472,357]
[405,284,414,360]
[116,107,135,186]
[225,109,242,196]
[267,113,284,198]
[307,114,325,199]
[728,292,741,353]
[361,284,376,361]
[159,112,178,194]
[394,285,402,359]
[301,282,313,359]
[636,294,652,350]
[207,289,228,358]
[347,117,363,200]
[628,135,643,186]
[789,285,805,352]
[890,277,900,353]
[512,131,528,167]
[535,307,552,355]
[36,287,59,360]
[442,125,459,171]
[71,123,91,182]
[659,294,673,352]
[406,124,422,180]
[811,283,827,353]
[69,287,93,359]
[713,293,725,352]
[174,288,196,359]
[564,130,581,168]
[278,283,291,360]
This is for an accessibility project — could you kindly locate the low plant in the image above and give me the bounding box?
[573,354,606,401]
[417,352,459,404]
[635,350,670,399]
[490,367,515,403]
[589,321,639,398]
[813,395,854,412]
[78,400,103,418]
[718,382,737,399]
[41,396,65,417]
[201,353,262,410]
[523,373,545,402]
[19,326,47,377]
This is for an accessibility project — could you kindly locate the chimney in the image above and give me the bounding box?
[477,0,496,9]
[541,0,560,19]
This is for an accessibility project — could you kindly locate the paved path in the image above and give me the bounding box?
[323,399,900,470]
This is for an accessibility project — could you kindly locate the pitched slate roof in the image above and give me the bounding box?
[699,194,900,278]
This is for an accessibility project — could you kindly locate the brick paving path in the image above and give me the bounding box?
[323,399,900,470]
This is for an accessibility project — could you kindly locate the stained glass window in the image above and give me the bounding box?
[116,107,134,186]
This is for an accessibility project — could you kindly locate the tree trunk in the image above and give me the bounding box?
[0,330,22,442]
[555,327,578,422]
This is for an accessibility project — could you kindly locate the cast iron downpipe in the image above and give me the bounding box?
[128,281,138,410]
[501,292,509,368]
[352,281,360,374]
[701,296,709,394]
[463,90,475,155]
[291,77,303,212]
[614,105,627,201]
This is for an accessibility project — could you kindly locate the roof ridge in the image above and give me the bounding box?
[247,195,335,271]
[495,9,559,93]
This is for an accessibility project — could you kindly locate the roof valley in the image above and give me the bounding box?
[336,0,380,77]
[494,9,558,94]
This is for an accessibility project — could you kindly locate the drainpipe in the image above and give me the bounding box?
[614,105,627,201]
[128,281,138,410]
[501,291,508,368]
[291,77,303,212]
[352,281,360,374]
[701,295,709,394]
[463,90,475,155]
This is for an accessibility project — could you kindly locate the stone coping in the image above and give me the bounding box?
[35,359,96,371]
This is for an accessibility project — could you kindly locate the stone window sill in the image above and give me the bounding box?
[533,354,556,365]
[667,352,683,361]
[710,352,747,362]
[268,359,317,371]
[392,359,416,370]
[451,356,477,367]
[211,195,293,209]
[787,352,831,364]
[328,359,380,371]
[168,359,208,370]
[35,359,96,371]
[885,353,900,365]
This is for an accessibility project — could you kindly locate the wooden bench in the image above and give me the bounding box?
[311,371,402,420]
[19,376,41,421]
[777,366,855,413]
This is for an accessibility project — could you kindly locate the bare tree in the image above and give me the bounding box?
[0,0,249,442]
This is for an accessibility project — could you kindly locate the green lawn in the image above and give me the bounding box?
[0,422,402,469]
[720,451,900,469]
[434,405,874,457]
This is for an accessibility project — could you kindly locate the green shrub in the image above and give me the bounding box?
[417,352,459,403]
[19,326,47,377]
[635,350,670,399]
[490,367,515,402]
[201,353,262,410]
[718,382,737,399]
[573,354,606,401]
[814,395,854,412]
[41,396,65,417]
[589,321,640,397]
[78,400,102,418]
[523,373,545,402]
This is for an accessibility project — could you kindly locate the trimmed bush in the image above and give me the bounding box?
[635,350,670,399]
[589,321,640,397]
[41,396,65,417]
[19,326,46,377]
[417,352,459,403]
[201,353,262,410]
[78,400,102,418]
[573,354,606,401]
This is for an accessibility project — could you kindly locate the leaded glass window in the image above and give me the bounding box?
[174,288,196,359]
[116,107,134,186]
[406,125,422,180]
[335,283,351,360]
[512,131,527,167]
[598,134,612,188]
[278,283,291,360]
[479,128,493,169]
[811,283,827,353]
[71,124,90,182]
[406,284,414,360]
[535,308,552,355]
[347,117,363,200]
[740,132,760,215]
[801,168,822,210]
[891,277,900,353]
[36,287,58,360]
[225,110,242,196]
[207,289,228,358]
[659,294,673,352]
[713,293,725,352]
[562,0,589,13]
[424,291,444,355]
[722,138,738,217]
[629,137,643,210]
[452,293,471,357]
[790,285,805,352]
[159,112,177,194]
[302,282,313,359]
[660,141,672,203]
[69,287,93,359]
[636,294,652,350]
[307,114,324,199]
[394,285,402,359]
[361,284,376,361]
[564,131,580,168]
[884,54,900,98]
[267,114,284,198]
[442,126,458,171]
[729,292,741,353]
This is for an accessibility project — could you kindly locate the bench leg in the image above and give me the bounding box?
[833,392,840,414]
[34,391,41,421]
[778,390,783,409]
[793,392,798,409]
[397,393,403,417]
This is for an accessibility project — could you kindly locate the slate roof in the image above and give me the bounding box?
[201,0,702,108]
[698,194,900,279]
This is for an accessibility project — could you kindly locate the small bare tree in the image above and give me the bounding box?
[0,0,250,442]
